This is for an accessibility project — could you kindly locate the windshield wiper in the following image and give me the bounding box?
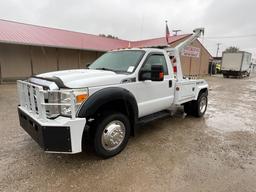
[94,67,127,73]
[95,67,116,72]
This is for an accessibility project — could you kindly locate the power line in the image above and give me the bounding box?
[204,34,256,39]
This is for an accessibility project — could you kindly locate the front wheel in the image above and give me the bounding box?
[93,112,130,158]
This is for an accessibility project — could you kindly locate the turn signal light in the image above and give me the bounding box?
[76,94,88,103]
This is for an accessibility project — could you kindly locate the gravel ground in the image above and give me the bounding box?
[0,74,256,192]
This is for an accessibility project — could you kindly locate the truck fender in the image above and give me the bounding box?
[77,87,139,129]
[195,85,208,99]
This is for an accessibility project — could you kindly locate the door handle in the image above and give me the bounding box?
[169,80,172,88]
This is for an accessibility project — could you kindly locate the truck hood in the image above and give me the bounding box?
[34,69,128,88]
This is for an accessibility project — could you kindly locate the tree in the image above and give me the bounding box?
[225,46,240,53]
[99,34,119,39]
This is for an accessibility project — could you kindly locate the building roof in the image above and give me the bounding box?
[0,19,192,52]
[131,35,190,47]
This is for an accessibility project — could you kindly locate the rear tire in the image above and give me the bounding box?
[93,112,130,158]
[184,102,192,115]
[184,92,208,117]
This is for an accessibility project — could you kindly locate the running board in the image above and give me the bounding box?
[137,110,171,125]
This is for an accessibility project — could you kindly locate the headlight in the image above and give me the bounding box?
[60,88,89,117]
[46,88,89,118]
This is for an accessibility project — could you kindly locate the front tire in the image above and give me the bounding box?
[93,112,130,158]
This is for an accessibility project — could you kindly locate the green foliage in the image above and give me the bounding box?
[225,46,240,53]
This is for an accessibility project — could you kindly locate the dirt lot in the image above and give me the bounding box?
[1,74,256,192]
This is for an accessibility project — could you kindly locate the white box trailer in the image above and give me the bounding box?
[221,51,252,78]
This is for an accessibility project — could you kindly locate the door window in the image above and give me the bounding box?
[141,54,168,75]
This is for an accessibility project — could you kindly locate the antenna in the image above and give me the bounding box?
[172,29,181,36]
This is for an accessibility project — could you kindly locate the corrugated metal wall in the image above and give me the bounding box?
[0,43,101,81]
[0,44,31,80]
[31,47,58,74]
[58,49,79,70]
[0,39,211,82]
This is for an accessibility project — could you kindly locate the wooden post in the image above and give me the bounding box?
[78,50,81,68]
[0,62,2,84]
[56,48,60,70]
[30,46,34,75]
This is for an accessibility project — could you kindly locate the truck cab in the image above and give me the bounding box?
[86,48,176,117]
[17,29,208,158]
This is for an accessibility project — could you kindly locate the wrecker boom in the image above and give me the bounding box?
[165,28,205,81]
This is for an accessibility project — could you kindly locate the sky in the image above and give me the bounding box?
[0,0,255,57]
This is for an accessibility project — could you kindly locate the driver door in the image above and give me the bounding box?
[132,53,174,117]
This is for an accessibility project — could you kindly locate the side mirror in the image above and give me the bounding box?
[151,64,164,81]
[139,64,164,81]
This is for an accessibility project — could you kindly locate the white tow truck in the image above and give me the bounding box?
[17,28,208,158]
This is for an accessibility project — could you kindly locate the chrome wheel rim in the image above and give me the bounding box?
[101,120,126,151]
[199,97,207,113]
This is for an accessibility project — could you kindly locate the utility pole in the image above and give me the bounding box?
[216,43,221,57]
[172,29,181,36]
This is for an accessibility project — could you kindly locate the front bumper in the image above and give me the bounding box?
[18,106,86,154]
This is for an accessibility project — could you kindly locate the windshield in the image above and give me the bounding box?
[89,50,145,73]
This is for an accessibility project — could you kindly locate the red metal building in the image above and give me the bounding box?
[0,19,212,82]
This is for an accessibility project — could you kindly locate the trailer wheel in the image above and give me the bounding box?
[93,112,130,158]
[184,92,208,117]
